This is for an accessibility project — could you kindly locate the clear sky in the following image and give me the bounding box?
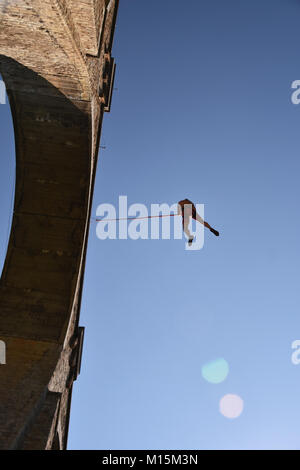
[1,0,300,450]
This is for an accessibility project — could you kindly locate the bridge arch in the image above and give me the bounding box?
[0,0,119,450]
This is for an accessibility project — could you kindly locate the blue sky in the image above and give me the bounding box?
[1,0,300,450]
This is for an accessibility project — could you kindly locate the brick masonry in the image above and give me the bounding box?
[0,0,119,449]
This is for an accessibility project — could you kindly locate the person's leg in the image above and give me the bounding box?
[192,206,219,236]
[192,206,204,225]
[184,219,194,245]
[178,203,194,243]
[182,214,193,238]
[182,212,194,245]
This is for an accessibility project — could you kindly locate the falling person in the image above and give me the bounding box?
[178,198,219,246]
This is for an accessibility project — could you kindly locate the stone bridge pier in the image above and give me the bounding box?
[0,0,119,449]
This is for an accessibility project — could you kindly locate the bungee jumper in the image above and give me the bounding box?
[178,198,219,246]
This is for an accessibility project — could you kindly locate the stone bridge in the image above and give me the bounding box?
[0,0,119,449]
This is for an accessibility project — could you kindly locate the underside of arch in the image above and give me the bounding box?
[0,0,119,450]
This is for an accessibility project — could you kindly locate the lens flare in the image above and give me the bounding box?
[201,358,229,384]
[219,394,244,419]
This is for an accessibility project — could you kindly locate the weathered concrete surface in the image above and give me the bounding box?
[0,0,118,449]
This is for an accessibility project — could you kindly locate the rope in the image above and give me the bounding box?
[94,213,181,222]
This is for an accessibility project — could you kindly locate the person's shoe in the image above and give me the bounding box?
[188,236,194,246]
[210,228,219,236]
